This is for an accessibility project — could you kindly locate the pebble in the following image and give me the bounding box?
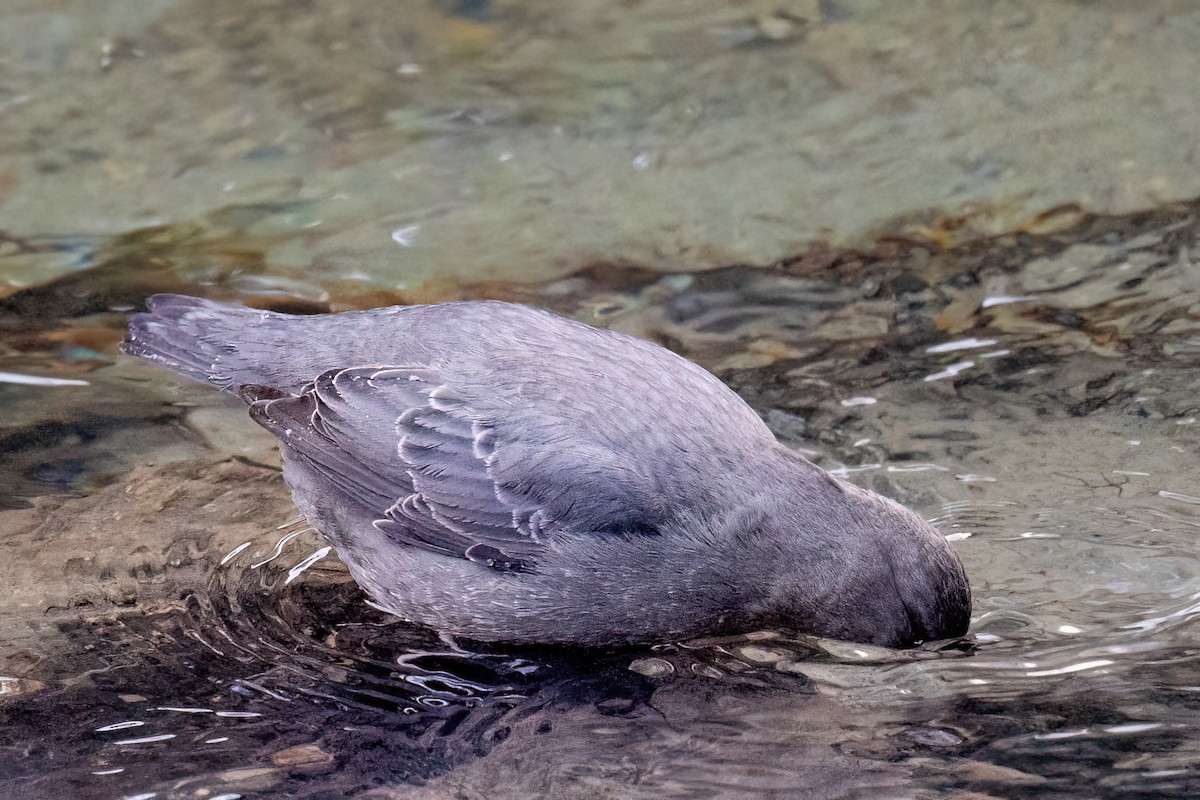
[271,744,334,767]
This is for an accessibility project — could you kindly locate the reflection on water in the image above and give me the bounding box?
[2,199,1198,798]
[2,0,1200,797]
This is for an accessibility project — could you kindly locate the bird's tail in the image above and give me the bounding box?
[121,294,282,391]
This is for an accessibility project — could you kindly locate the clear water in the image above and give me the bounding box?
[2,2,1199,799]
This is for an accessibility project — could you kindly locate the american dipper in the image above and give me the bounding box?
[123,295,970,647]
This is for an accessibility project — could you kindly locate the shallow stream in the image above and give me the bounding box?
[1,2,1197,798]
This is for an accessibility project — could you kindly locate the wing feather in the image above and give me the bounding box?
[250,365,549,572]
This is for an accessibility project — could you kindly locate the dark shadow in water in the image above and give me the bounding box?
[1,198,1199,798]
[0,573,664,798]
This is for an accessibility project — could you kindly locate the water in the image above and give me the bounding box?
[2,2,1200,798]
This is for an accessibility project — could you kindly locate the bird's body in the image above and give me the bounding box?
[123,295,970,647]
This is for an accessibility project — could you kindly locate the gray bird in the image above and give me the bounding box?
[123,294,970,648]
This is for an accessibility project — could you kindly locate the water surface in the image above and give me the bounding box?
[1,2,1199,799]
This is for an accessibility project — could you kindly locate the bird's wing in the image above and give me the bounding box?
[248,365,660,573]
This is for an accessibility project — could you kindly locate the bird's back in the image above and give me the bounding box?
[124,295,782,514]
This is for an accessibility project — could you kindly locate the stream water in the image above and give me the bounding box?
[1,2,1198,799]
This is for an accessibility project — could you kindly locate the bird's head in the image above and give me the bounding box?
[740,463,971,648]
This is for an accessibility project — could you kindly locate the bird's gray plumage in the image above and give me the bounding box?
[123,294,971,647]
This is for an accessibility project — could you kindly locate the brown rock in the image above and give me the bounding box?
[271,743,335,767]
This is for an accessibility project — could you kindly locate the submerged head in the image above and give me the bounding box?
[746,472,971,648]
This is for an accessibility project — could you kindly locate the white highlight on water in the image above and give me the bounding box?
[1035,728,1090,740]
[1158,490,1200,505]
[95,720,145,732]
[113,733,177,745]
[251,530,307,569]
[982,295,1033,308]
[924,360,975,382]
[220,542,252,566]
[390,225,420,246]
[0,371,89,387]
[887,463,950,473]
[1104,722,1163,734]
[286,547,332,585]
[925,337,998,354]
[1025,659,1114,677]
[828,463,882,477]
[1122,595,1200,632]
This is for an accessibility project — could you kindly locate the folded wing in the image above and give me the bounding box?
[248,365,636,573]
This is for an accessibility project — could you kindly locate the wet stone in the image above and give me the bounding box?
[628,658,674,677]
[1021,244,1115,292]
[905,727,966,747]
[0,676,45,697]
[737,646,788,664]
[948,759,1050,786]
[271,743,335,767]
[214,766,283,790]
